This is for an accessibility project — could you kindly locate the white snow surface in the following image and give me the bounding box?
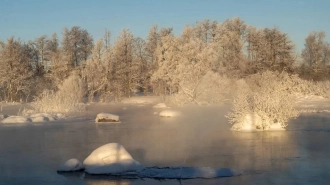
[83,143,144,174]
[153,103,168,109]
[235,113,262,132]
[121,96,160,104]
[30,116,50,122]
[1,116,31,124]
[159,110,180,117]
[267,123,285,131]
[57,158,84,172]
[95,113,120,123]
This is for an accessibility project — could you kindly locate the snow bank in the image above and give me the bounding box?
[159,110,180,117]
[95,113,120,123]
[1,116,31,124]
[231,113,286,131]
[231,113,262,132]
[153,103,168,109]
[121,96,160,104]
[83,143,144,174]
[267,123,285,131]
[57,158,84,172]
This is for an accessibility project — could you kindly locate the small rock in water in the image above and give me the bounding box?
[57,158,84,172]
[95,113,120,123]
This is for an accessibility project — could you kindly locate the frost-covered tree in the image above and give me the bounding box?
[0,37,33,102]
[194,19,217,44]
[112,29,140,99]
[213,17,247,76]
[246,27,295,73]
[61,26,93,68]
[301,31,330,80]
[152,25,217,104]
[133,37,149,95]
[83,39,109,102]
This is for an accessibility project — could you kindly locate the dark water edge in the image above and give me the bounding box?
[0,104,330,185]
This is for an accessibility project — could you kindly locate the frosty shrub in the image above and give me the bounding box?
[165,71,232,106]
[32,75,86,113]
[228,71,299,130]
[270,72,330,98]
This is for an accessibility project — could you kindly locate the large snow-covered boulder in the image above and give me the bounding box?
[159,110,180,117]
[95,113,120,123]
[153,103,168,109]
[57,158,84,172]
[83,143,144,174]
[1,116,31,124]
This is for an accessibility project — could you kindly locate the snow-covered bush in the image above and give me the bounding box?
[228,71,298,130]
[32,75,86,113]
[166,71,232,106]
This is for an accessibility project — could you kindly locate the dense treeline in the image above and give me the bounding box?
[0,17,329,103]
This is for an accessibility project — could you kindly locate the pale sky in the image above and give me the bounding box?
[0,0,329,52]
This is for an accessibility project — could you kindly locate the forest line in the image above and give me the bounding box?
[0,17,329,103]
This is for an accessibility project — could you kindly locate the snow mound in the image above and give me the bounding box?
[137,167,242,179]
[95,113,120,123]
[1,116,31,124]
[83,143,144,174]
[153,103,168,109]
[159,110,180,117]
[57,158,84,172]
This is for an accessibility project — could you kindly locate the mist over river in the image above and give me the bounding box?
[1,103,330,185]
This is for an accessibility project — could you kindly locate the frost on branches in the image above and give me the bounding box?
[228,71,299,131]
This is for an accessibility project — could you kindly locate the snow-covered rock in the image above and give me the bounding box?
[29,113,59,122]
[57,158,84,172]
[30,116,49,122]
[55,113,66,119]
[153,103,168,109]
[0,114,8,120]
[95,113,120,123]
[159,110,180,117]
[83,143,144,174]
[1,116,31,124]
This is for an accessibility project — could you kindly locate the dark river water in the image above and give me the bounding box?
[1,103,330,185]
